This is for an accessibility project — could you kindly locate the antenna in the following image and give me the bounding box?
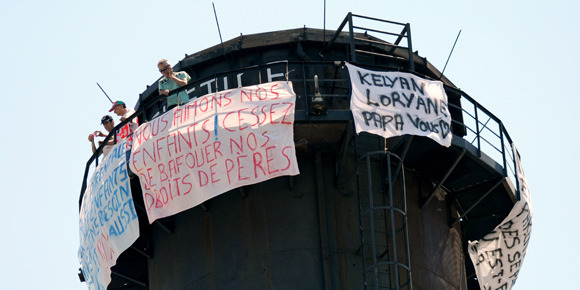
[96,82,114,103]
[323,0,326,48]
[212,3,225,51]
[212,2,232,69]
[439,29,462,80]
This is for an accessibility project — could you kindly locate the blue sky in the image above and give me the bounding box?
[0,0,577,289]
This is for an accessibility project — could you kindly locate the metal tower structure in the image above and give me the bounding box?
[79,13,526,290]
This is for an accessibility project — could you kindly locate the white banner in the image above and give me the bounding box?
[346,63,452,147]
[468,144,533,289]
[129,81,300,223]
[79,138,140,290]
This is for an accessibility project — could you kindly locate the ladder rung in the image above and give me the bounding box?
[352,25,404,38]
[353,37,398,47]
[354,49,408,60]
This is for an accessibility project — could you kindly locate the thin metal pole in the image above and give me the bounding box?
[499,123,507,176]
[400,159,412,290]
[512,144,521,201]
[439,30,462,79]
[212,2,231,69]
[323,0,326,48]
[386,153,401,288]
[406,24,415,71]
[450,178,504,227]
[348,13,356,62]
[212,3,225,50]
[96,82,114,103]
[474,103,481,156]
[366,155,379,289]
[421,149,466,208]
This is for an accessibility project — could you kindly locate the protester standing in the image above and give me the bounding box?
[88,115,115,158]
[157,59,191,110]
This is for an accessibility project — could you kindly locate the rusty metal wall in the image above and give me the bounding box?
[146,149,467,289]
[140,26,469,290]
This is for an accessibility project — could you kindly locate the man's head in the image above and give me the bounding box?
[157,59,173,77]
[100,115,115,132]
[109,100,127,116]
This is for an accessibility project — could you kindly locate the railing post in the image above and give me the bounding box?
[347,13,356,62]
[499,123,507,176]
[512,143,521,201]
[405,23,415,71]
[474,103,481,156]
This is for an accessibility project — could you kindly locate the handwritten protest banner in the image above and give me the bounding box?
[117,115,138,150]
[79,138,139,290]
[346,63,452,147]
[129,81,300,223]
[468,144,533,289]
[117,122,134,141]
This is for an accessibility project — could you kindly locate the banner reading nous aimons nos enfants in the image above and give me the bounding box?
[346,63,452,147]
[79,138,139,290]
[129,81,300,223]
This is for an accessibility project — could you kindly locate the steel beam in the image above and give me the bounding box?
[421,149,466,209]
[450,177,504,228]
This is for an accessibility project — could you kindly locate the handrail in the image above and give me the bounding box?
[350,13,407,26]
[79,61,292,208]
[321,12,414,70]
[79,60,523,211]
[79,110,139,210]
[443,84,519,194]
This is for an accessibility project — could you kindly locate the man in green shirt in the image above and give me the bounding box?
[157,59,192,110]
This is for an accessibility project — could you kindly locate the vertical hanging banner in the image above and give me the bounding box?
[129,81,299,223]
[78,138,140,290]
[468,144,533,289]
[346,63,452,147]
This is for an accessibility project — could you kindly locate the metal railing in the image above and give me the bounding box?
[80,60,523,208]
[445,85,519,198]
[77,14,525,290]
[79,112,138,209]
[322,13,415,70]
[319,12,521,196]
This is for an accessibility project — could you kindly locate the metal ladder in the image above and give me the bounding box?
[357,151,412,289]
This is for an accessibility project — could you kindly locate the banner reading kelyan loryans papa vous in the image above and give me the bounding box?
[129,81,300,223]
[346,63,452,147]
